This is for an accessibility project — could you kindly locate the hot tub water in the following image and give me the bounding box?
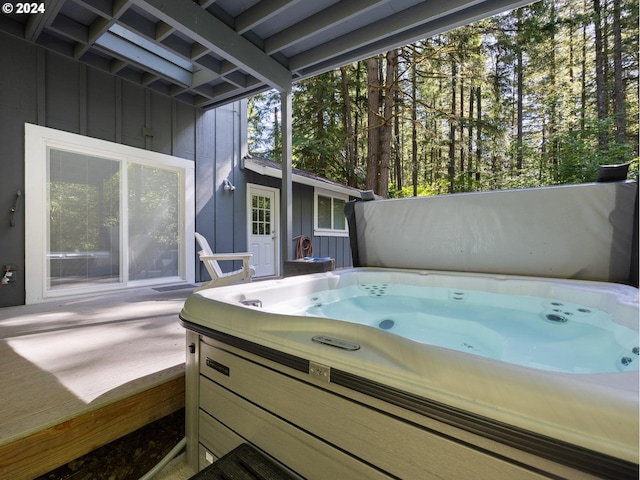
[268,283,638,374]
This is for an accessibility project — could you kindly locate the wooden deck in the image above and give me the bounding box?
[0,285,192,480]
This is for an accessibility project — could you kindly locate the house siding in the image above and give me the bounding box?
[243,170,353,269]
[0,31,240,307]
[0,30,353,307]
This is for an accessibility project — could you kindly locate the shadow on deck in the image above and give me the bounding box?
[0,285,193,480]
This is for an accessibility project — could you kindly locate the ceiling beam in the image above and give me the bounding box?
[289,0,534,74]
[95,31,192,85]
[24,0,66,41]
[289,0,480,71]
[133,0,292,91]
[235,0,302,35]
[264,0,388,55]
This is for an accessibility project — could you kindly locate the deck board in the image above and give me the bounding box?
[0,286,192,480]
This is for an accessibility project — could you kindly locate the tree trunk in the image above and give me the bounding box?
[593,0,608,149]
[516,10,524,173]
[476,86,481,184]
[366,56,381,192]
[378,49,397,198]
[459,77,465,177]
[448,61,457,193]
[340,66,357,187]
[273,106,280,160]
[394,85,402,191]
[468,86,474,189]
[581,0,588,132]
[411,49,418,196]
[612,0,626,152]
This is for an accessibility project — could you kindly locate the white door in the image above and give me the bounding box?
[248,185,278,277]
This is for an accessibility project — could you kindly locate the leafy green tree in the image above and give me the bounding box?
[247,0,639,196]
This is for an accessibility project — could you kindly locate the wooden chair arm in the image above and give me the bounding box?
[199,253,253,262]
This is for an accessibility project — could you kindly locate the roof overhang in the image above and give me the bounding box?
[242,156,364,198]
[0,0,537,109]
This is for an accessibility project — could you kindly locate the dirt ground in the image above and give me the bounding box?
[35,408,186,480]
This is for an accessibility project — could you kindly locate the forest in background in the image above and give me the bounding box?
[247,0,639,198]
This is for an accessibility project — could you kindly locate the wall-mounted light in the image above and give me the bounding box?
[223,179,236,191]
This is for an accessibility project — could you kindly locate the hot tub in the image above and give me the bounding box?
[182,181,638,479]
[181,268,638,477]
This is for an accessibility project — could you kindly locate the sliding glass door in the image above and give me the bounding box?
[47,149,184,290]
[26,123,195,303]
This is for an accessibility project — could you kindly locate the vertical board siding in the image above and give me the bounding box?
[0,32,221,306]
[174,101,197,160]
[0,30,353,305]
[45,53,80,133]
[87,68,117,142]
[150,93,174,156]
[0,33,36,307]
[121,82,146,149]
[195,110,216,283]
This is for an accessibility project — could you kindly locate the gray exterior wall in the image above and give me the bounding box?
[0,31,244,307]
[0,31,353,307]
[242,170,354,269]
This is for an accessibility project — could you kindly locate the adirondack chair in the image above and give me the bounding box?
[195,232,255,288]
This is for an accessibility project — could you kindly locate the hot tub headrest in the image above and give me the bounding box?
[346,181,638,284]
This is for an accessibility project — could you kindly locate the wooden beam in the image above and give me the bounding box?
[235,0,301,35]
[24,0,66,41]
[135,0,292,91]
[264,0,388,55]
[0,376,185,480]
[288,0,536,75]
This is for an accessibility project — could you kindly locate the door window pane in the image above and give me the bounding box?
[48,149,120,289]
[252,194,271,236]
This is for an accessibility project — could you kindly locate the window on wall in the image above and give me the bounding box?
[25,124,195,303]
[314,189,348,237]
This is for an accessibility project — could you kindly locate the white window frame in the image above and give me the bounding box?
[25,123,195,303]
[313,188,349,237]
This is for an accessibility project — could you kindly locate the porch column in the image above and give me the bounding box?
[280,89,293,265]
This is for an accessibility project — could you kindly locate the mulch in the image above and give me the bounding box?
[35,408,186,480]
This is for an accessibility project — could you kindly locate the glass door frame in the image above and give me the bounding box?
[25,123,195,304]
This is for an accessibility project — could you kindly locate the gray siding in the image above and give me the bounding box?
[243,171,353,269]
[0,30,352,307]
[0,31,239,307]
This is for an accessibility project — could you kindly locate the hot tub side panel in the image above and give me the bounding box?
[186,330,637,479]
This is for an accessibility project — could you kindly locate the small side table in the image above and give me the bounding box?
[283,257,334,277]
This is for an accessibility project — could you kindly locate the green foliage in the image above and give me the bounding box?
[247,0,638,197]
[388,178,452,198]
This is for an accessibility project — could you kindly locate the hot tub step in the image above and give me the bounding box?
[189,443,298,480]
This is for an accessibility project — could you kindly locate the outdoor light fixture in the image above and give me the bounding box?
[223,179,236,191]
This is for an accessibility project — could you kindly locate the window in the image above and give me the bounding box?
[25,124,195,303]
[314,189,348,237]
[251,194,271,236]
